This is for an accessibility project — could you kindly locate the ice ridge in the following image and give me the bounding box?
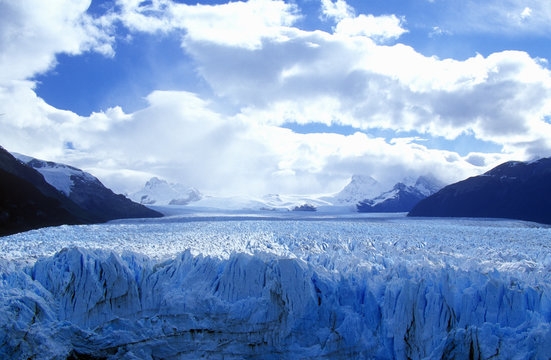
[1,247,550,359]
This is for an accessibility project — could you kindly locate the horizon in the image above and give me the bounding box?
[1,0,551,196]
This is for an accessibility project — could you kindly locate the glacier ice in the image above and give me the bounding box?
[1,216,550,359]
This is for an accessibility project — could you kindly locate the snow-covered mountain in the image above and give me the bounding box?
[403,174,444,197]
[129,177,334,211]
[13,152,162,223]
[357,176,444,213]
[130,177,202,206]
[330,174,386,205]
[186,193,332,212]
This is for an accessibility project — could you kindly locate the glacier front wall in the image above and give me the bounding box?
[1,247,550,359]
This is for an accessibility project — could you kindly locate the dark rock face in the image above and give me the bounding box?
[1,146,162,236]
[0,148,86,236]
[408,158,551,225]
[292,204,317,212]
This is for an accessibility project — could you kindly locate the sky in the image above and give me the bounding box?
[1,0,551,196]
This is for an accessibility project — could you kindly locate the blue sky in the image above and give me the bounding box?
[2,0,551,195]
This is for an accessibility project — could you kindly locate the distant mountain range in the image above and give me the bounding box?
[1,147,161,236]
[356,176,444,213]
[409,157,551,225]
[129,173,444,213]
[6,145,549,230]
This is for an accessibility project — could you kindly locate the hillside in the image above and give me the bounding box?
[409,158,551,224]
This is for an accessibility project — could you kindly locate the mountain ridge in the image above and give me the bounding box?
[356,175,444,213]
[1,147,162,236]
[14,154,163,223]
[408,157,551,225]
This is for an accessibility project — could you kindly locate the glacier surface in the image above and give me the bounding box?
[1,214,551,359]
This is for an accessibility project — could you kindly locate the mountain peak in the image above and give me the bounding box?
[357,175,443,213]
[145,177,167,188]
[414,175,444,196]
[332,174,385,205]
[131,177,203,206]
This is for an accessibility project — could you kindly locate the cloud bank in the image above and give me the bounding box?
[1,0,550,196]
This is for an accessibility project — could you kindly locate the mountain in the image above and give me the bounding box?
[0,147,93,236]
[409,174,444,196]
[357,176,444,213]
[13,153,162,223]
[130,177,202,206]
[408,158,551,224]
[331,175,386,205]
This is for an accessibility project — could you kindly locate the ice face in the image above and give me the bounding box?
[1,216,550,359]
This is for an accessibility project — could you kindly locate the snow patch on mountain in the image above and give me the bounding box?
[12,153,99,196]
[130,177,202,205]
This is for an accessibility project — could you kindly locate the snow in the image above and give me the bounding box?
[1,214,550,359]
[331,174,386,205]
[129,177,202,205]
[189,193,334,212]
[12,152,98,196]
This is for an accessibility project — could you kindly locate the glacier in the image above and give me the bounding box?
[1,215,551,359]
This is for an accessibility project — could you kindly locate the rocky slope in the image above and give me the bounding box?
[409,158,551,224]
[15,154,162,223]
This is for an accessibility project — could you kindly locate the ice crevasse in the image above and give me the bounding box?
[1,246,550,359]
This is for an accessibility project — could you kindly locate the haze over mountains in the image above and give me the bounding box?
[2,144,551,236]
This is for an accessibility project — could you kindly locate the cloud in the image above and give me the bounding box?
[182,25,551,151]
[118,0,551,153]
[0,81,487,195]
[334,14,408,42]
[1,0,550,197]
[320,0,407,43]
[117,0,300,49]
[521,7,532,20]
[426,0,551,35]
[320,0,354,21]
[0,0,115,84]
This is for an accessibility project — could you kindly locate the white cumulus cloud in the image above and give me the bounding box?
[320,0,354,21]
[117,0,300,49]
[334,14,408,42]
[0,0,115,84]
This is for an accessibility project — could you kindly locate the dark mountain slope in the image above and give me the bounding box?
[67,174,163,222]
[408,158,551,225]
[0,168,85,236]
[15,154,163,222]
[0,147,89,235]
[1,147,163,236]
